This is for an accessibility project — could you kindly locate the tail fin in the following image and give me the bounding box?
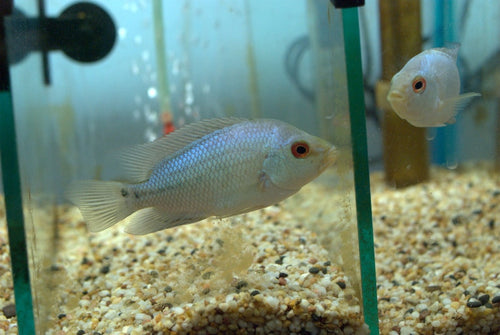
[65,180,135,232]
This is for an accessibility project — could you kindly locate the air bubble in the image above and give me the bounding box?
[172,59,180,75]
[185,94,194,105]
[131,62,140,75]
[144,128,157,142]
[118,27,127,40]
[147,87,158,99]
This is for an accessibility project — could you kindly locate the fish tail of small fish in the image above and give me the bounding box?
[65,180,134,232]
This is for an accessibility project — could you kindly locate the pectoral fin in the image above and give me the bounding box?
[124,207,206,235]
[441,92,481,124]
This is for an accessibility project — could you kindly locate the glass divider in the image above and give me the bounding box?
[341,7,380,335]
[0,90,36,335]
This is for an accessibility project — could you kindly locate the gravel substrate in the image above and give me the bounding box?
[372,163,500,335]
[0,202,17,335]
[0,163,499,334]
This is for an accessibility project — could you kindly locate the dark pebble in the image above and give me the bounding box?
[404,308,414,315]
[278,272,288,278]
[466,298,482,308]
[236,280,248,289]
[309,267,320,274]
[58,313,66,319]
[321,267,327,274]
[202,271,213,280]
[157,248,166,255]
[492,190,500,197]
[275,256,285,265]
[489,220,495,230]
[81,257,90,265]
[149,270,159,278]
[336,281,346,289]
[478,294,490,305]
[419,309,430,321]
[190,248,198,255]
[250,290,260,296]
[2,304,16,318]
[164,285,173,293]
[425,285,441,292]
[215,238,224,247]
[299,237,307,244]
[472,209,482,215]
[202,288,210,295]
[323,261,331,266]
[452,215,467,225]
[77,330,86,335]
[99,265,110,274]
[50,264,62,271]
[166,236,174,242]
[93,332,102,335]
[491,295,500,304]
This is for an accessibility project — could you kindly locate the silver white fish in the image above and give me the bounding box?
[387,46,480,127]
[67,118,337,235]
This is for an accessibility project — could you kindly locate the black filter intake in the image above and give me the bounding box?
[5,1,116,84]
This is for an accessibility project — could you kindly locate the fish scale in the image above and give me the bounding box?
[66,118,337,235]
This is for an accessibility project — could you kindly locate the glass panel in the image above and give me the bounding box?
[5,1,369,333]
[371,1,500,334]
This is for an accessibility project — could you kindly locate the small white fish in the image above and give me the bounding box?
[66,118,337,235]
[387,46,480,127]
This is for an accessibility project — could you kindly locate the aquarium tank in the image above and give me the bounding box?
[3,0,499,334]
[0,0,378,334]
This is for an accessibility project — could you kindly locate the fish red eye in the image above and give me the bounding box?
[291,141,310,158]
[412,76,426,93]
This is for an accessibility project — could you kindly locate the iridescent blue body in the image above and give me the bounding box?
[67,118,336,235]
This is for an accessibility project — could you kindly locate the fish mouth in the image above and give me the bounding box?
[387,90,404,104]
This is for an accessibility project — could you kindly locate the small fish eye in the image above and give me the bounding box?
[291,141,310,158]
[412,76,426,93]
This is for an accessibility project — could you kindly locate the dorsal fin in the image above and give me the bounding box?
[120,117,247,183]
[435,43,460,61]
